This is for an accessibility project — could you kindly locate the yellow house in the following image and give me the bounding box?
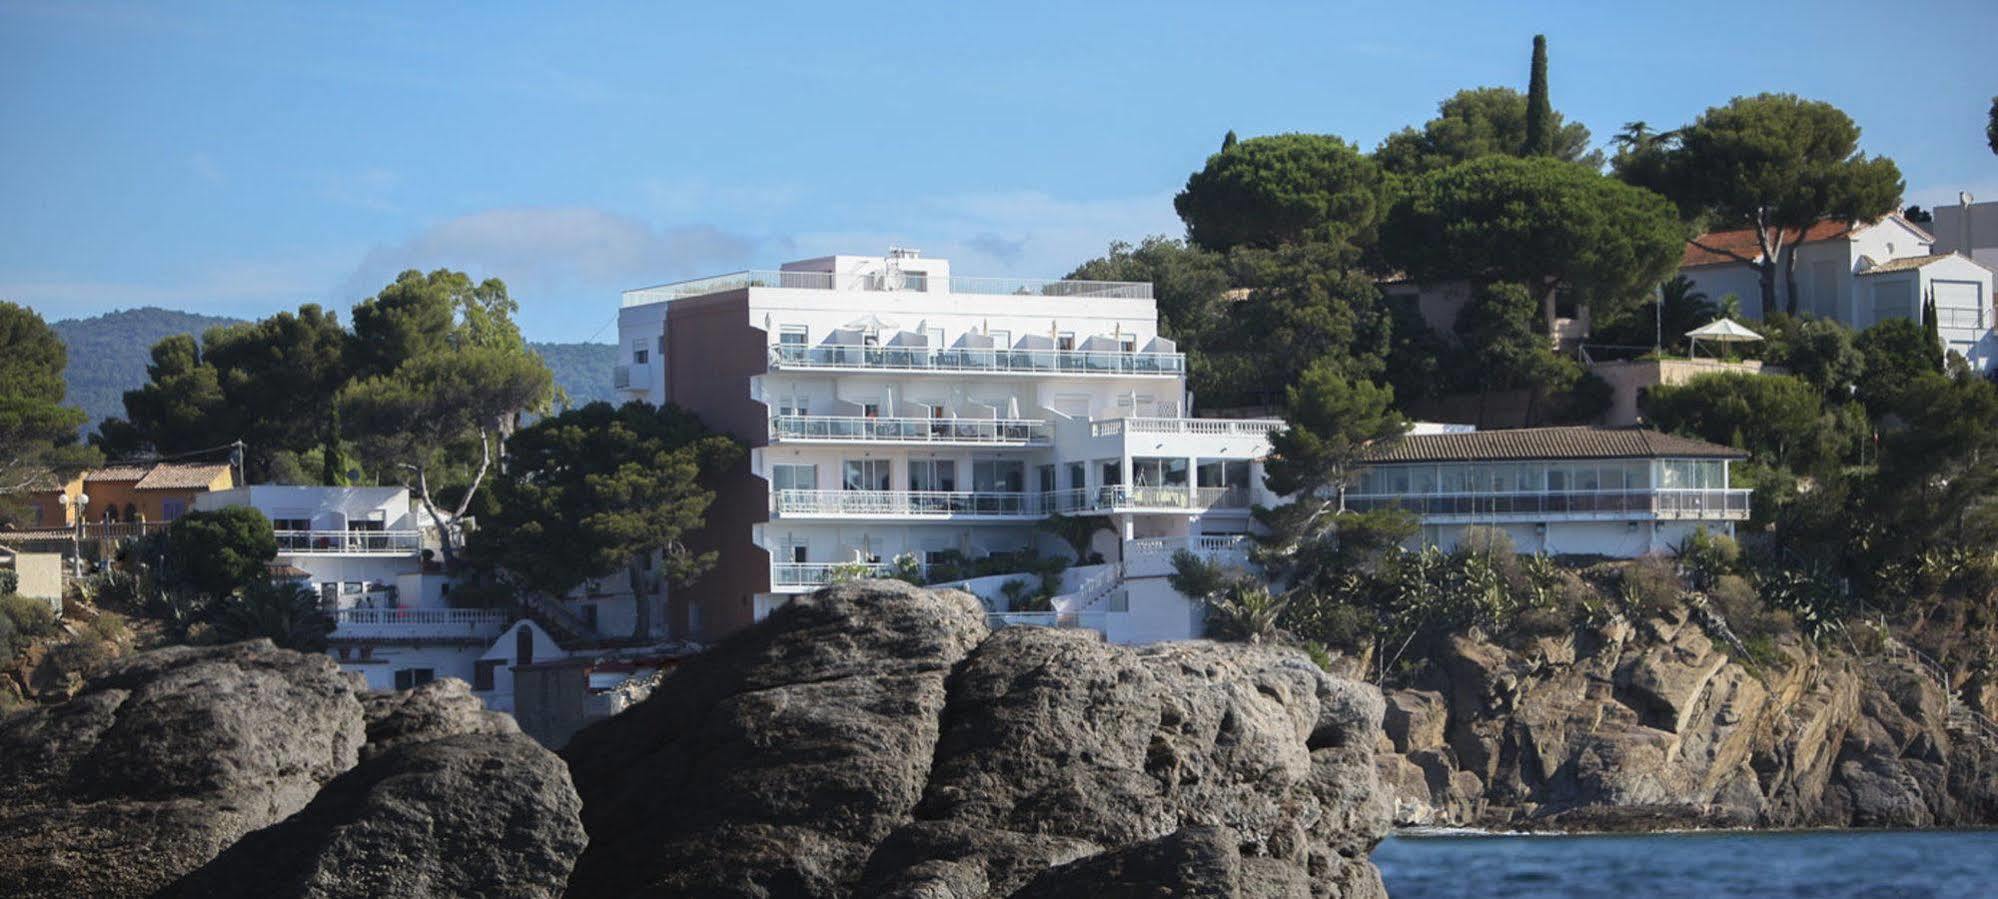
[23,462,236,530]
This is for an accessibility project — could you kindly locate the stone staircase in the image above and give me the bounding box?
[517,591,598,647]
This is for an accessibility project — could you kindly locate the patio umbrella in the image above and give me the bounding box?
[1684,318,1764,359]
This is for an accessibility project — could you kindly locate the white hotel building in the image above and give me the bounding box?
[616,251,1284,643]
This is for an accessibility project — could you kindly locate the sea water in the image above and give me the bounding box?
[1374,830,1998,898]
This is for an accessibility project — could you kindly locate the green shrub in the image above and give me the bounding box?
[1619,556,1683,619]
[42,634,116,684]
[86,612,128,645]
[0,570,17,595]
[2,595,60,640]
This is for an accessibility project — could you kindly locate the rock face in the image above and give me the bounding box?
[0,640,587,899]
[562,579,1391,898]
[1375,612,1998,830]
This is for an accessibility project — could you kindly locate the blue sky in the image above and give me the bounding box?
[3,1,1994,343]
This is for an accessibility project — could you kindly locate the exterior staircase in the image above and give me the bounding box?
[518,591,598,647]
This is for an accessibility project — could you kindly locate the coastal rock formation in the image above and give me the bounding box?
[1377,607,1998,830]
[0,640,587,899]
[562,578,1392,898]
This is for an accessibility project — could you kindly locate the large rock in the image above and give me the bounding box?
[164,733,586,898]
[359,676,521,762]
[561,579,991,897]
[0,641,367,898]
[560,580,1391,898]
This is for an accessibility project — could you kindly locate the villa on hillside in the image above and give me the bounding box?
[616,250,1284,644]
[1344,426,1750,557]
[1678,213,1997,370]
[16,461,234,536]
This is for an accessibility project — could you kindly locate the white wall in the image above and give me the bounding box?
[476,620,565,713]
[339,644,486,693]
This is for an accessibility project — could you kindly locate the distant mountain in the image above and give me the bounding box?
[51,307,242,431]
[49,307,617,432]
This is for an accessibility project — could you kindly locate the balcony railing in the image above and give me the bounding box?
[768,344,1184,377]
[770,561,923,588]
[773,486,1254,519]
[1124,534,1253,577]
[1340,488,1751,521]
[275,530,422,554]
[770,415,1051,445]
[1090,417,1287,437]
[330,607,508,638]
[623,269,1151,306]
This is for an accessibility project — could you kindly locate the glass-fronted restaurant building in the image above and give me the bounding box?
[1343,426,1750,557]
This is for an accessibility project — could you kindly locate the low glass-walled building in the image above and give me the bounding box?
[1344,427,1750,557]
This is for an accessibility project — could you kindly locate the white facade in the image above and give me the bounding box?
[1680,216,1998,370]
[617,252,1284,643]
[1929,200,1998,272]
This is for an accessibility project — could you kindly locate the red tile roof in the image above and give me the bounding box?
[1682,220,1855,268]
[133,463,231,490]
[1357,427,1747,464]
[1856,253,1955,275]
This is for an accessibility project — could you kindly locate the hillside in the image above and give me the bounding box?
[47,307,616,430]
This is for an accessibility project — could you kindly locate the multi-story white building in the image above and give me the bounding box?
[616,251,1284,643]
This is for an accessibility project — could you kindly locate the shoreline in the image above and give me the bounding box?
[1392,824,1998,838]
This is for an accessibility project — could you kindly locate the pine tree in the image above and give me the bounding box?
[1522,34,1552,156]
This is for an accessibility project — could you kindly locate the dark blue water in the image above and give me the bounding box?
[1375,830,1998,898]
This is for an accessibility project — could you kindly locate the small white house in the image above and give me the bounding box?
[1679,214,1998,370]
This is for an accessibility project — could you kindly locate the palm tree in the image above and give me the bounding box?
[1656,275,1716,352]
[209,580,333,652]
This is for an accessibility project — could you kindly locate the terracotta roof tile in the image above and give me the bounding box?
[1357,427,1746,464]
[82,465,153,483]
[133,463,231,490]
[1857,253,1955,275]
[1682,220,1854,268]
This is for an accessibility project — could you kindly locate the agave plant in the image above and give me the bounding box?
[208,581,334,652]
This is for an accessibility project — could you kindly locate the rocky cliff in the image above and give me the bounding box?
[562,578,1392,898]
[1375,605,1998,830]
[0,641,585,898]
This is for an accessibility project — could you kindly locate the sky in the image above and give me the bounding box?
[3,1,1995,343]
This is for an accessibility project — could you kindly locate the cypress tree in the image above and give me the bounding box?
[1523,34,1552,156]
[1222,130,1238,151]
[321,406,343,486]
[1923,297,1943,370]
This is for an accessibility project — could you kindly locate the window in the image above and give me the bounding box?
[1120,336,1137,353]
[516,627,536,665]
[272,516,310,532]
[778,325,809,346]
[1057,332,1075,351]
[1068,462,1086,491]
[161,500,186,521]
[843,459,892,491]
[1038,464,1056,493]
[775,395,808,417]
[771,464,817,492]
[909,459,956,492]
[790,544,808,563]
[632,347,649,365]
[972,459,1024,492]
[1099,459,1122,486]
[1197,460,1251,489]
[473,659,504,692]
[1131,457,1188,487]
[393,668,436,690]
[861,402,881,419]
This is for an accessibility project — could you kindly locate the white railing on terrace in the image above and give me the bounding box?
[768,343,1184,376]
[986,611,1108,631]
[1340,488,1751,520]
[1090,417,1287,438]
[770,561,921,587]
[774,486,1254,518]
[623,269,1152,306]
[771,415,1050,445]
[276,530,422,553]
[331,607,508,637]
[1127,534,1253,559]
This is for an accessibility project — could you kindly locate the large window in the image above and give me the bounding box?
[843,459,892,491]
[909,459,956,492]
[1198,459,1251,489]
[771,464,817,492]
[1660,460,1725,489]
[971,459,1024,492]
[1132,457,1188,487]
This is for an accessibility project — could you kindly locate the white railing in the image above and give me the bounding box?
[1091,417,1287,437]
[1340,488,1751,521]
[775,489,1043,518]
[770,415,1051,445]
[275,530,422,554]
[768,343,1184,377]
[770,561,922,587]
[986,611,1109,631]
[1089,485,1253,511]
[1124,535,1253,577]
[331,607,508,638]
[623,269,1151,306]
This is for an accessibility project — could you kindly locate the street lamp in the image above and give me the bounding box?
[61,492,90,576]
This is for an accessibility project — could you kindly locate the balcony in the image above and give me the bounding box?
[1089,418,1286,438]
[275,530,422,555]
[623,269,1151,307]
[767,344,1184,377]
[774,489,1045,520]
[770,561,920,591]
[770,415,1051,446]
[1123,534,1253,577]
[330,607,508,640]
[1340,488,1751,522]
[1048,485,1254,514]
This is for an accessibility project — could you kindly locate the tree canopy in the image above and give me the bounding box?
[1644,372,1836,471]
[1262,359,1405,498]
[1173,133,1387,253]
[470,401,742,612]
[0,302,99,517]
[1374,87,1599,177]
[1382,155,1686,320]
[159,507,278,599]
[1066,237,1230,350]
[1455,282,1578,425]
[1854,317,1942,411]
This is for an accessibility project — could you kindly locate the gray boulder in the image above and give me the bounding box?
[360,676,521,762]
[0,641,366,898]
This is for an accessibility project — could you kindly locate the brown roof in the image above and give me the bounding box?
[1357,427,1747,464]
[133,463,231,490]
[1682,220,1854,268]
[82,465,153,483]
[1856,253,1955,275]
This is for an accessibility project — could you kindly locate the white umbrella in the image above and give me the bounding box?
[1685,318,1764,359]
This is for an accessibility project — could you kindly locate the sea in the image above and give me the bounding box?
[1374,830,1998,898]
